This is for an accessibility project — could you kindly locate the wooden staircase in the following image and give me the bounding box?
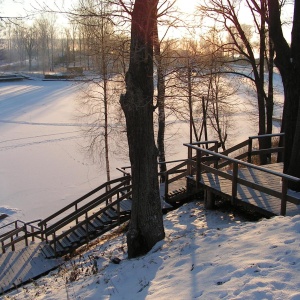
[0,176,133,258]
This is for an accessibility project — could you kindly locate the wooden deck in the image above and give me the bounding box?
[200,162,300,217]
[0,243,63,294]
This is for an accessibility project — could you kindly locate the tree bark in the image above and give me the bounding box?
[120,0,165,258]
[268,0,300,190]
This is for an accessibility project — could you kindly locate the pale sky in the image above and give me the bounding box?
[1,0,292,41]
[1,0,199,18]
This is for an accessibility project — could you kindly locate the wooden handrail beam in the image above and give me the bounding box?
[39,176,129,226]
[184,144,300,182]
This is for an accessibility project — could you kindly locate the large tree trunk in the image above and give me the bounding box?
[120,0,165,258]
[268,0,300,190]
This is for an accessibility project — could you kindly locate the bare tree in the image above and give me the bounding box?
[23,25,37,71]
[120,0,165,258]
[199,0,274,163]
[73,0,125,184]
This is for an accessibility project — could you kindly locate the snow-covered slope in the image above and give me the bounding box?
[5,201,300,300]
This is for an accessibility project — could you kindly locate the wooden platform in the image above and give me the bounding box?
[200,162,300,217]
[0,243,63,294]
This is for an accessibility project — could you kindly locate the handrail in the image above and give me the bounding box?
[39,176,129,226]
[116,168,131,176]
[1,220,43,253]
[0,219,41,236]
[48,188,133,251]
[44,183,132,237]
[248,133,285,139]
[184,142,300,216]
[184,144,300,182]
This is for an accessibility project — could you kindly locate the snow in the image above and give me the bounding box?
[0,80,126,224]
[2,76,298,299]
[4,201,300,299]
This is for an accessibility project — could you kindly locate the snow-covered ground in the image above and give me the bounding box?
[0,79,127,224]
[4,201,300,300]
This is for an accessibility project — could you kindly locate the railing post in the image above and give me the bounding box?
[31,226,35,242]
[85,212,89,242]
[164,172,169,202]
[231,162,238,205]
[281,178,287,216]
[117,193,120,225]
[1,241,5,254]
[248,137,253,163]
[24,224,28,247]
[15,221,18,237]
[187,145,192,176]
[196,149,202,189]
[11,236,15,251]
[106,185,108,205]
[214,141,219,169]
[53,233,57,257]
[40,224,44,241]
[45,224,48,243]
[75,203,79,224]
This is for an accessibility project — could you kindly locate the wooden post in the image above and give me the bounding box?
[53,233,57,257]
[15,221,18,237]
[214,141,219,169]
[187,146,192,176]
[11,236,15,251]
[31,226,35,242]
[45,224,48,243]
[231,162,238,205]
[117,193,120,225]
[1,241,5,254]
[164,172,169,202]
[40,224,44,241]
[75,203,79,224]
[24,225,28,247]
[105,185,109,205]
[205,189,215,209]
[85,212,89,239]
[196,149,202,189]
[248,138,253,163]
[280,178,287,216]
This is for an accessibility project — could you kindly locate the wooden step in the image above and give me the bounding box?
[113,199,132,214]
[104,208,118,219]
[66,231,81,244]
[90,217,104,229]
[58,236,72,249]
[98,213,112,224]
[41,243,55,258]
[74,226,87,239]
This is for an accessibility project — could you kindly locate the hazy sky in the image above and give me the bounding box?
[1,0,292,41]
[1,0,199,18]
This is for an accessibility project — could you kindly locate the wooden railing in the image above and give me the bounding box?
[46,185,132,255]
[38,176,130,234]
[0,176,131,254]
[184,143,300,216]
[162,133,285,204]
[0,220,42,254]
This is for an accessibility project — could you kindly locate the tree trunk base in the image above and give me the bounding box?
[127,228,148,259]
